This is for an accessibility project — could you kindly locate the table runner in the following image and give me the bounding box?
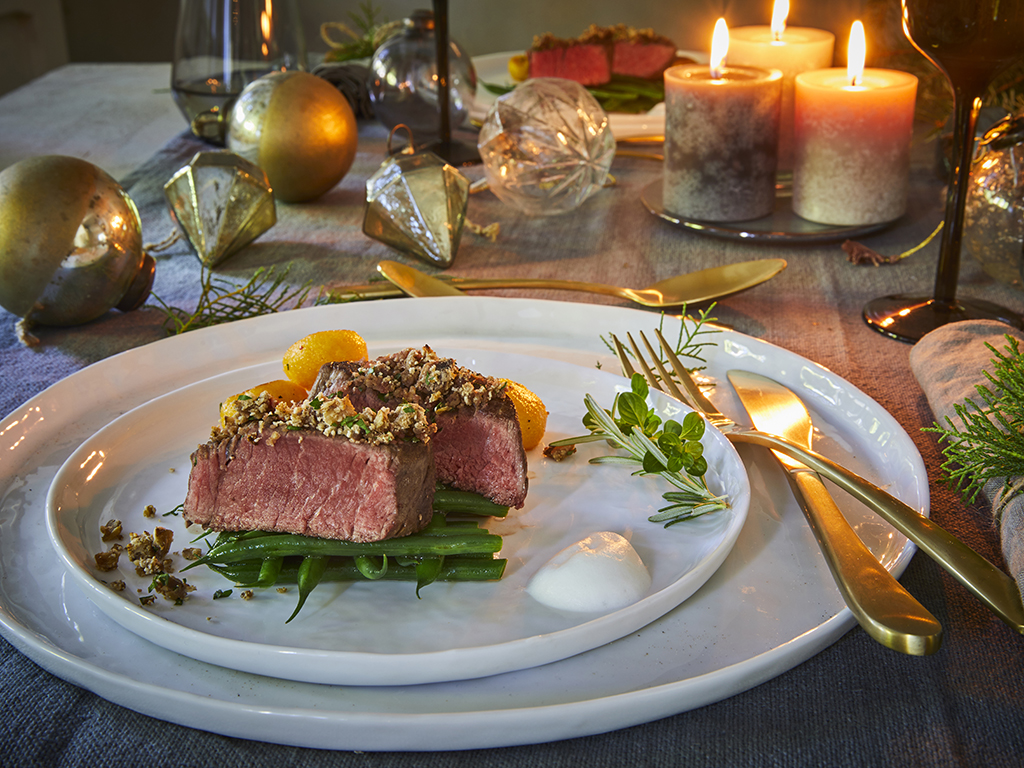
[2,122,1024,766]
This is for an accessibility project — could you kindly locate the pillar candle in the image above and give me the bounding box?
[791,68,917,225]
[663,20,782,222]
[728,25,835,172]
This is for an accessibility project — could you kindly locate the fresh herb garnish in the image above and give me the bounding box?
[552,373,730,526]
[925,334,1024,504]
[213,589,233,600]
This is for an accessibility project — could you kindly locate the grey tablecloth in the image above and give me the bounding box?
[2,123,1024,766]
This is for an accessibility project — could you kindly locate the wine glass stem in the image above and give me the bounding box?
[933,86,983,306]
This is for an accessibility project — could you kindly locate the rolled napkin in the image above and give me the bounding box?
[910,319,1024,598]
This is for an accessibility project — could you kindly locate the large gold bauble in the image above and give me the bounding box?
[227,71,358,203]
[0,155,154,326]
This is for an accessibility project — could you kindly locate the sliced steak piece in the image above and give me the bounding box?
[608,25,677,79]
[184,392,436,542]
[184,424,435,542]
[527,43,612,86]
[310,347,529,508]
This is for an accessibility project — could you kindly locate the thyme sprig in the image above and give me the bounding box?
[925,334,1024,504]
[552,374,730,526]
[152,265,316,335]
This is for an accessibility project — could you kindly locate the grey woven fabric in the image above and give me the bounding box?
[2,123,1024,767]
[910,320,1024,598]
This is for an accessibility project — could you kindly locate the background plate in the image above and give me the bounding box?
[0,298,927,751]
[46,347,748,686]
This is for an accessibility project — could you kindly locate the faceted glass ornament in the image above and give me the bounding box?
[477,77,615,216]
[965,113,1024,290]
[363,149,470,268]
[164,150,276,267]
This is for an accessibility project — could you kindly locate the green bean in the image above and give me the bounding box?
[208,555,506,585]
[354,554,388,580]
[414,555,443,595]
[255,556,284,588]
[184,520,501,570]
[286,555,329,623]
[433,488,510,517]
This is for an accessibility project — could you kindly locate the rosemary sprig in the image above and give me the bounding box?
[551,373,730,526]
[925,335,1024,503]
[151,265,315,335]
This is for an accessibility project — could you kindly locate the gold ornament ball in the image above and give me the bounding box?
[227,71,358,203]
[0,155,154,326]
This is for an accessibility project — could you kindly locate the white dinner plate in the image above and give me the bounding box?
[46,346,749,686]
[471,50,705,140]
[0,297,926,751]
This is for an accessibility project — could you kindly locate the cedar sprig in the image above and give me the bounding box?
[925,335,1024,503]
[153,264,315,335]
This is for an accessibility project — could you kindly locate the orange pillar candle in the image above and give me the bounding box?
[792,22,917,226]
[663,19,783,222]
[728,1,834,172]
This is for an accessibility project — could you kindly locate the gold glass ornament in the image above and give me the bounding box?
[363,130,470,268]
[164,151,276,268]
[224,71,358,203]
[0,155,154,326]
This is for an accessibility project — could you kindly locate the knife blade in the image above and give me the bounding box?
[377,260,466,297]
[727,369,943,655]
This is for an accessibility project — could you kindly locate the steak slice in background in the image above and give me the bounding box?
[184,423,435,543]
[310,347,529,508]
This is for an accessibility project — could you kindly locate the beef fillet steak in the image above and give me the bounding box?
[184,393,436,542]
[310,346,529,508]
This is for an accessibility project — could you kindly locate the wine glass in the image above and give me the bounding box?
[862,0,1024,342]
[171,0,306,142]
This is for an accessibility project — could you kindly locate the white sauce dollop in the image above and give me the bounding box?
[526,531,652,612]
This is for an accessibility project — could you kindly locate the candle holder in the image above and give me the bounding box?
[422,0,479,166]
[862,0,1024,343]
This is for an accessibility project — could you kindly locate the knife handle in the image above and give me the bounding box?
[731,430,1024,633]
[784,466,942,655]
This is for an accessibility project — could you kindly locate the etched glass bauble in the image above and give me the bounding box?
[965,113,1024,290]
[477,78,615,216]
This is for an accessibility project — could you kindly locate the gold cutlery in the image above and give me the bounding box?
[615,328,1024,635]
[727,369,942,655]
[362,258,788,306]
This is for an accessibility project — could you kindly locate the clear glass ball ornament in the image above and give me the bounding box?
[367,10,477,140]
[477,78,615,216]
[965,112,1024,290]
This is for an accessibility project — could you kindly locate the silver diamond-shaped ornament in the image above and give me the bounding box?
[363,150,469,268]
[164,151,276,268]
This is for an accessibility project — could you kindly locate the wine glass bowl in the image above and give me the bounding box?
[171,0,307,140]
[863,0,1024,342]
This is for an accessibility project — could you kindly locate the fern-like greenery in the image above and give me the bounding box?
[925,335,1024,503]
[152,265,317,335]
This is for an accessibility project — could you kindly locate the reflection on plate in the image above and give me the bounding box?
[471,51,704,140]
[642,180,899,243]
[0,299,927,750]
[46,347,749,686]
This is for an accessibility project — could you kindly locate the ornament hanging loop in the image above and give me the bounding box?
[387,124,418,156]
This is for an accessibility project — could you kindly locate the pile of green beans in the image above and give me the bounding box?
[482,74,665,114]
[184,488,509,623]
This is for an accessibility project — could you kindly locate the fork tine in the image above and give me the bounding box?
[623,333,666,394]
[609,334,637,380]
[654,327,720,415]
[636,331,691,403]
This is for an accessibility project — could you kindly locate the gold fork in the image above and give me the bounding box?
[612,331,942,654]
[610,329,1024,637]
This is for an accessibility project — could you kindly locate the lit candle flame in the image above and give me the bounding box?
[771,0,789,41]
[847,20,865,86]
[710,18,729,79]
